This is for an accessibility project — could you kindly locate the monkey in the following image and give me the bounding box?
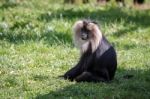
[63,20,117,82]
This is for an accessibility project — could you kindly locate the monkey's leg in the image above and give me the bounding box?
[75,72,106,82]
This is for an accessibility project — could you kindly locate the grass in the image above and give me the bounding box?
[0,0,150,99]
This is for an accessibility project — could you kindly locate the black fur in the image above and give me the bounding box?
[63,35,117,82]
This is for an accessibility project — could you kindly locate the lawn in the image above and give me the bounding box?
[0,0,150,99]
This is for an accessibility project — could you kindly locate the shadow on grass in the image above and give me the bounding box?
[0,30,72,45]
[1,6,150,45]
[0,2,18,9]
[35,68,150,99]
[38,7,150,37]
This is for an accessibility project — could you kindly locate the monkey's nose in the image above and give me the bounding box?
[81,33,88,40]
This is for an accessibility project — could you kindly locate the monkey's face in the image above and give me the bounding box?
[73,20,102,52]
[79,20,96,41]
[80,26,90,40]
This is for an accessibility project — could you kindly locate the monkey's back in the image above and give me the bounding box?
[89,36,117,80]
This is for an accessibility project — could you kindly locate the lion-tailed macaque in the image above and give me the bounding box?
[63,20,117,82]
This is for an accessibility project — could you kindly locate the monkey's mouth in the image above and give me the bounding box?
[81,33,88,40]
[81,36,88,40]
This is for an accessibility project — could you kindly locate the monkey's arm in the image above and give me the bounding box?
[64,64,82,81]
[64,49,93,81]
[64,55,87,81]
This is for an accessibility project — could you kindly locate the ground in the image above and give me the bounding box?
[0,0,150,99]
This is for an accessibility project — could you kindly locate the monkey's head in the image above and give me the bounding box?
[73,20,102,53]
[73,20,99,41]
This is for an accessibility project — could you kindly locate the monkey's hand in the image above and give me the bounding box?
[63,65,82,81]
[64,72,74,81]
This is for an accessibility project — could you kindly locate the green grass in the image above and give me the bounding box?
[0,0,150,99]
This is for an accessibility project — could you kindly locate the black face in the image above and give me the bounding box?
[80,21,90,40]
[81,28,89,40]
